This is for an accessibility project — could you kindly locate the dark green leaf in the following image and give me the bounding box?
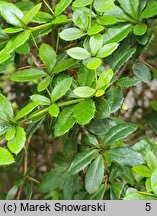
[133,62,152,83]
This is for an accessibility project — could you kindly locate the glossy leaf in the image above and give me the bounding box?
[133,62,151,83]
[8,126,26,155]
[117,77,141,88]
[69,149,98,175]
[30,94,51,105]
[94,0,115,13]
[118,0,139,19]
[85,156,104,194]
[146,151,157,171]
[96,98,110,119]
[48,104,60,117]
[60,28,84,41]
[97,69,113,90]
[74,99,95,125]
[132,165,152,177]
[0,94,13,121]
[133,23,147,36]
[151,168,157,195]
[0,147,15,166]
[103,123,138,147]
[141,2,157,19]
[51,78,72,102]
[39,43,56,73]
[97,43,119,58]
[73,10,89,30]
[106,147,144,166]
[22,3,42,24]
[87,24,104,36]
[52,58,78,74]
[73,0,93,7]
[54,106,76,137]
[86,58,102,70]
[55,0,72,16]
[10,69,47,82]
[67,47,91,60]
[73,87,96,98]
[89,34,103,56]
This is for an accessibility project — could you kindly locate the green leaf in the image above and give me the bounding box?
[97,43,118,58]
[32,11,53,24]
[10,68,47,82]
[39,166,69,193]
[151,168,157,195]
[83,134,99,147]
[0,147,15,166]
[63,174,80,200]
[69,149,98,175]
[16,42,30,55]
[141,2,157,19]
[6,185,18,200]
[37,77,51,92]
[55,0,72,16]
[124,190,157,200]
[86,58,102,70]
[97,69,113,90]
[96,98,110,119]
[51,78,72,102]
[133,23,147,36]
[103,123,138,147]
[116,76,141,88]
[67,47,91,60]
[22,3,42,24]
[74,99,95,125]
[103,24,133,44]
[97,15,117,26]
[54,106,76,137]
[94,0,115,13]
[8,126,26,155]
[73,0,93,7]
[3,27,23,34]
[0,125,9,137]
[52,58,78,74]
[89,34,103,56]
[87,23,104,36]
[0,1,24,26]
[78,65,95,87]
[48,104,60,117]
[73,87,96,98]
[60,28,85,41]
[146,151,157,171]
[39,43,56,73]
[85,155,104,194]
[0,94,14,121]
[15,102,38,121]
[88,184,105,200]
[118,0,139,19]
[133,62,151,83]
[106,87,124,113]
[73,10,89,30]
[5,126,16,141]
[30,94,51,105]
[132,165,152,177]
[106,147,144,166]
[146,178,152,193]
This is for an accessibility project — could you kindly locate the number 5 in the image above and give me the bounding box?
[145,203,151,211]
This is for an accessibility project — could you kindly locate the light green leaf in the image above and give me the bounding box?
[151,168,157,195]
[97,43,119,58]
[141,2,157,19]
[86,58,102,70]
[132,165,152,177]
[106,147,144,166]
[118,0,139,19]
[74,99,95,125]
[5,126,16,141]
[89,34,103,56]
[94,0,115,13]
[85,155,104,194]
[73,87,96,98]
[146,151,157,171]
[0,125,9,137]
[124,190,157,200]
[48,104,60,117]
[69,149,98,175]
[73,10,89,30]
[103,123,138,147]
[22,3,42,24]
[60,28,85,41]
[87,23,104,36]
[67,47,91,60]
[51,78,72,102]
[15,102,38,121]
[133,62,151,83]
[3,27,23,34]
[39,43,56,73]
[73,0,93,7]
[8,126,26,154]
[0,94,13,121]
[54,106,76,137]
[55,0,72,16]
[97,15,117,26]
[0,1,24,26]
[10,68,47,82]
[30,94,51,105]
[37,77,51,92]
[133,23,147,36]
[97,69,113,90]
[0,147,15,166]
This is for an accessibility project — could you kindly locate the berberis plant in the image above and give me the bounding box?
[0,0,157,200]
